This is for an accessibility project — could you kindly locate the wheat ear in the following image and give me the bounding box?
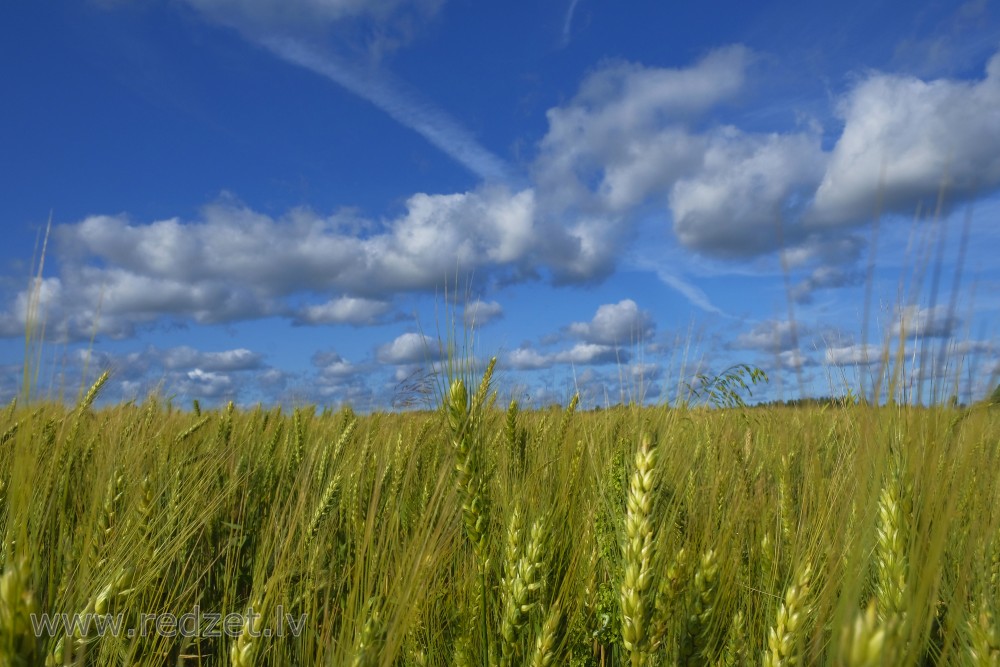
[0,557,38,666]
[678,548,718,666]
[968,602,1000,667]
[529,603,562,667]
[840,602,885,667]
[621,434,657,666]
[500,513,548,666]
[763,562,813,667]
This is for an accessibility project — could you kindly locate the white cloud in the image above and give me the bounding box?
[733,320,802,353]
[554,342,624,365]
[508,347,551,370]
[668,128,827,256]
[296,297,392,325]
[824,344,884,366]
[178,369,235,399]
[811,52,1000,225]
[10,47,1000,352]
[948,339,994,356]
[312,350,360,378]
[507,342,626,370]
[891,305,960,339]
[462,300,503,328]
[376,332,442,364]
[535,46,750,214]
[776,350,814,371]
[567,299,654,345]
[161,346,265,372]
[791,265,861,303]
[533,45,1000,270]
[0,187,581,341]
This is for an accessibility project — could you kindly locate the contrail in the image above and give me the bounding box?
[653,269,726,316]
[561,0,581,47]
[261,35,510,182]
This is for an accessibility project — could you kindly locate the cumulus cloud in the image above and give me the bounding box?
[532,44,1000,280]
[567,299,655,344]
[507,342,626,370]
[535,46,750,214]
[824,343,884,366]
[178,368,235,399]
[523,47,759,281]
[776,349,813,371]
[0,187,655,341]
[9,46,1000,348]
[791,265,862,304]
[48,344,277,405]
[295,297,392,325]
[508,347,551,370]
[0,188,580,341]
[376,332,442,364]
[732,320,802,354]
[463,299,503,328]
[948,339,994,356]
[891,305,960,339]
[312,350,361,378]
[555,343,625,365]
[669,128,827,256]
[811,52,1000,225]
[160,346,265,372]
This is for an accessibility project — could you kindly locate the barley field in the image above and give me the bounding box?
[2,360,1000,666]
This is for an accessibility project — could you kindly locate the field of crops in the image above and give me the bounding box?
[2,361,999,666]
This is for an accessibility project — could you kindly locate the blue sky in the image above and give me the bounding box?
[2,0,1000,410]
